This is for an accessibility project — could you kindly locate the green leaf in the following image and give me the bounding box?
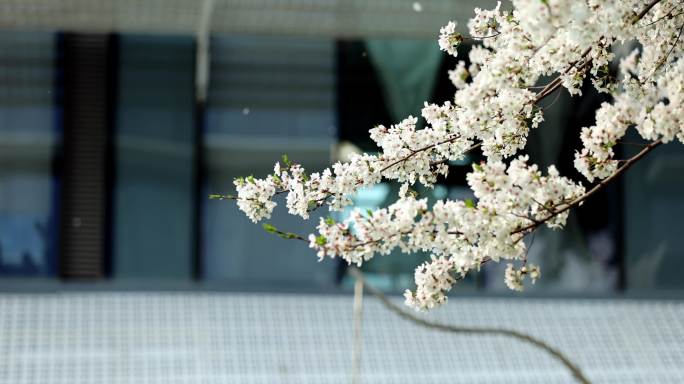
[209,194,234,200]
[246,175,256,184]
[366,209,374,218]
[315,235,327,246]
[325,216,335,226]
[262,223,277,233]
[282,154,291,166]
[473,163,483,172]
[465,199,475,208]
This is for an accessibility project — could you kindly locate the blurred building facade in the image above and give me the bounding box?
[0,1,683,295]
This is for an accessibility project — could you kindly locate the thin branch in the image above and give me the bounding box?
[530,196,558,216]
[636,0,666,21]
[430,142,481,167]
[512,139,662,235]
[348,267,591,384]
[534,50,593,104]
[522,229,537,263]
[262,224,308,242]
[351,278,364,384]
[532,0,664,103]
[466,32,501,40]
[209,189,288,201]
[217,141,481,210]
[618,141,650,147]
[321,141,661,264]
[654,20,684,74]
[377,140,478,175]
[220,0,665,208]
[640,4,684,27]
[304,142,481,214]
[539,85,564,110]
[265,137,656,383]
[208,194,236,200]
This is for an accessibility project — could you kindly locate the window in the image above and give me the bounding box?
[112,35,196,279]
[0,32,58,277]
[202,36,337,288]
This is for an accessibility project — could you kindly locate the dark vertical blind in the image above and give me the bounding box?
[58,33,115,279]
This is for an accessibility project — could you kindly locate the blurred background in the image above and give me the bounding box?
[0,0,683,383]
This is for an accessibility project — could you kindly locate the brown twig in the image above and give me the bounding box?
[512,140,662,235]
[636,0,666,21]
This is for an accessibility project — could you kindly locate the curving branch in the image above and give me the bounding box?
[348,266,592,384]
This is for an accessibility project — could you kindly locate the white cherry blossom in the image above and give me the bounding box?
[226,0,683,311]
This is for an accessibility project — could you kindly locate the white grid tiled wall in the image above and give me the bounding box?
[1,293,683,383]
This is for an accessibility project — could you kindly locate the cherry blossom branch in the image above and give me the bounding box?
[466,32,501,40]
[215,141,481,214]
[261,223,307,241]
[533,0,665,102]
[636,0,666,21]
[311,140,662,281]
[348,267,592,384]
[533,48,593,103]
[640,3,683,27]
[226,2,668,222]
[377,141,478,175]
[512,139,663,236]
[302,141,481,214]
[653,20,684,73]
[222,0,681,312]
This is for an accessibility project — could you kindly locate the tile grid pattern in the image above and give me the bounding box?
[1,293,683,383]
[0,0,481,38]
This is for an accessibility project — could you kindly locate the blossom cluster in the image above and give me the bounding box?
[504,263,541,291]
[228,0,683,310]
[234,114,473,223]
[575,5,684,181]
[308,157,584,310]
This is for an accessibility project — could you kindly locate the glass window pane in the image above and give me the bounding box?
[203,36,337,288]
[624,135,684,291]
[112,34,195,279]
[0,32,58,277]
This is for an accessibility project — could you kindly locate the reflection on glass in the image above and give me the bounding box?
[624,132,684,290]
[203,36,337,288]
[112,35,195,279]
[0,32,58,277]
